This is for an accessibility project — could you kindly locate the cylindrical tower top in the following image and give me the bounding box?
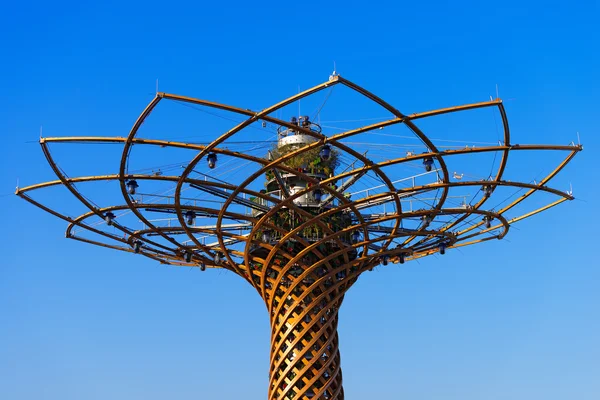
[277,116,321,148]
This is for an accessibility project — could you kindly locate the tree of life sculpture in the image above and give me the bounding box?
[16,74,581,399]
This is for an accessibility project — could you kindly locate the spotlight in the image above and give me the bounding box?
[262,230,271,243]
[214,252,223,265]
[482,185,493,198]
[207,153,217,169]
[483,216,492,229]
[302,115,310,127]
[313,188,322,202]
[439,242,446,255]
[104,211,116,226]
[320,145,331,161]
[185,210,196,225]
[126,180,139,195]
[423,156,434,172]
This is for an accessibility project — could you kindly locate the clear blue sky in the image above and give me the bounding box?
[1,1,598,399]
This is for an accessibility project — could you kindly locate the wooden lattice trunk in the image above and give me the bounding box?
[267,282,345,399]
[248,240,359,400]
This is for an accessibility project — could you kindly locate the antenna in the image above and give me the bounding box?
[576,131,581,146]
[496,84,499,99]
[329,62,339,81]
[39,125,43,139]
[298,85,301,117]
[156,79,159,94]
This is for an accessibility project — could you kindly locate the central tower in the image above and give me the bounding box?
[250,115,357,399]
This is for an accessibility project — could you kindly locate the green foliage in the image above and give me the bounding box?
[268,143,340,178]
[253,209,353,243]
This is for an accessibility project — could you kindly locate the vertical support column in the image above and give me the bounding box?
[249,211,359,399]
[267,280,345,400]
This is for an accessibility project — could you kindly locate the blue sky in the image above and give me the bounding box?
[1,1,598,399]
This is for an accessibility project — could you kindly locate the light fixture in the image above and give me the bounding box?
[262,230,271,243]
[399,253,405,264]
[382,255,389,266]
[483,216,492,229]
[313,188,322,202]
[214,252,222,265]
[423,156,434,172]
[184,251,192,263]
[133,240,142,253]
[320,144,331,161]
[439,242,446,255]
[207,152,217,169]
[200,262,206,271]
[126,180,139,195]
[482,184,493,198]
[185,210,196,225]
[302,115,310,127]
[351,230,360,244]
[104,211,116,226]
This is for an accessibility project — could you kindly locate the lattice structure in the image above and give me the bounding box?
[16,74,581,399]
